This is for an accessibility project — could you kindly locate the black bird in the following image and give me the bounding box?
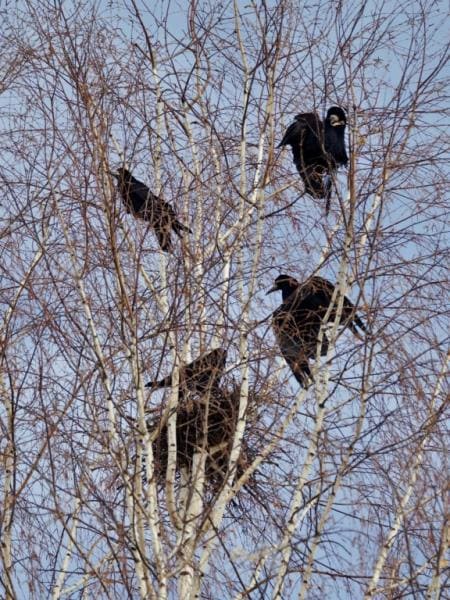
[145,348,227,396]
[267,274,365,387]
[111,167,191,252]
[278,107,348,212]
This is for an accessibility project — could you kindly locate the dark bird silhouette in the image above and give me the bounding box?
[145,348,227,396]
[267,274,365,387]
[278,107,348,212]
[111,167,191,252]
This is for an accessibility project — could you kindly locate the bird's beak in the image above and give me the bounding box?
[107,170,118,178]
[330,116,345,127]
[266,285,277,295]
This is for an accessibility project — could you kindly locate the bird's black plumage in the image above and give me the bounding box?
[278,107,348,212]
[112,167,191,252]
[145,348,227,396]
[267,274,365,387]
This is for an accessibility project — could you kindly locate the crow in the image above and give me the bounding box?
[145,348,227,396]
[111,167,191,252]
[278,107,348,213]
[267,274,365,387]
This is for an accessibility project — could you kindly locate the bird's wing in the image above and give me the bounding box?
[278,120,303,147]
[136,190,164,219]
[299,115,325,164]
[147,196,187,226]
[131,192,174,251]
[285,279,324,310]
[285,278,336,333]
[156,198,192,236]
[127,180,151,213]
[273,319,312,388]
[185,348,227,391]
[273,306,315,356]
[285,115,328,188]
[274,297,328,388]
[296,112,321,133]
[172,219,192,236]
[158,197,178,220]
[307,276,336,299]
[146,349,227,392]
[308,277,366,333]
[141,194,191,245]
[278,112,320,148]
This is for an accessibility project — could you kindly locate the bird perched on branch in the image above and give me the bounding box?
[278,107,348,213]
[267,274,365,387]
[111,167,191,252]
[145,348,227,397]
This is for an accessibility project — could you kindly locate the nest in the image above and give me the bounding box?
[149,387,251,487]
[141,383,286,522]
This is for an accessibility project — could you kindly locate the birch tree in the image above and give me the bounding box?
[0,0,448,598]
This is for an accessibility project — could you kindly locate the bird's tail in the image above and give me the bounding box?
[155,230,173,253]
[145,376,171,390]
[345,312,367,340]
[290,360,313,389]
[350,314,368,339]
[323,174,332,215]
[353,313,367,333]
[341,296,367,336]
[172,220,193,237]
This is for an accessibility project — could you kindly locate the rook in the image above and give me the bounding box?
[111,167,191,252]
[267,274,365,387]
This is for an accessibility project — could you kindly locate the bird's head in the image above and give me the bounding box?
[109,166,132,180]
[209,347,227,366]
[326,107,347,128]
[267,274,300,299]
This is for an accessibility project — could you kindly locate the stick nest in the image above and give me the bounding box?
[147,385,271,499]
